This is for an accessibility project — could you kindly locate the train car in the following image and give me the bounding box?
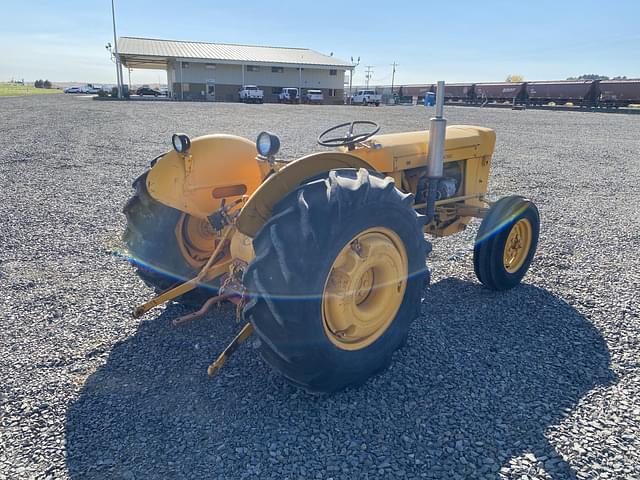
[474,82,526,104]
[441,83,475,102]
[399,84,435,99]
[598,80,640,107]
[526,80,598,106]
[397,83,475,103]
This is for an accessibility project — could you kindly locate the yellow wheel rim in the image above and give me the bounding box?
[322,227,408,351]
[176,214,218,268]
[503,218,533,273]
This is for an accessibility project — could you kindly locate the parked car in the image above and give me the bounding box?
[304,89,324,104]
[278,87,299,103]
[137,86,161,97]
[64,86,82,94]
[239,85,264,103]
[351,89,382,106]
[86,85,102,94]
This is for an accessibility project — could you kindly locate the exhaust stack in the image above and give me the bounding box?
[427,80,446,177]
[424,81,447,222]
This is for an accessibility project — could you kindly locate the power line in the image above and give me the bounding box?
[110,0,124,98]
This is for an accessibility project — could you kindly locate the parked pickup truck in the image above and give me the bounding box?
[351,89,382,106]
[238,85,264,103]
[278,87,299,103]
[304,89,324,104]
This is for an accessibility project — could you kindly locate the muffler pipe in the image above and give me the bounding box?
[424,80,447,223]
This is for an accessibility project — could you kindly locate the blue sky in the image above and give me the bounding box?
[2,0,639,85]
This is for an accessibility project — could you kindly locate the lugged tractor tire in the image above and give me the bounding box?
[474,195,540,290]
[122,173,216,306]
[243,168,430,393]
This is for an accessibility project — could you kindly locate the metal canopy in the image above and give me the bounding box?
[118,55,171,69]
[118,37,352,70]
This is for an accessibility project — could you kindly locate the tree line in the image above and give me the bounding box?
[566,74,630,81]
[506,74,632,82]
[34,80,52,89]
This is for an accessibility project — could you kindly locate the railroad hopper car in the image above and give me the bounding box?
[399,84,435,102]
[526,80,598,106]
[474,82,527,104]
[393,78,640,108]
[442,83,475,102]
[598,80,640,107]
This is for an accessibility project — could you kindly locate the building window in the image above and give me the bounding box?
[329,69,337,76]
[272,66,284,73]
[329,89,337,96]
[247,65,260,72]
[181,62,189,69]
[205,63,216,69]
[182,83,190,92]
[272,87,283,94]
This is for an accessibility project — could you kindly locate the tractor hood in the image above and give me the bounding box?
[146,134,263,218]
[347,126,496,172]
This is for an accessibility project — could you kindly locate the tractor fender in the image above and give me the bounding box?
[146,134,263,219]
[236,151,376,237]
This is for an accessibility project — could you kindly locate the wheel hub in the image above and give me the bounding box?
[353,268,374,305]
[176,214,218,267]
[503,218,533,273]
[322,228,408,350]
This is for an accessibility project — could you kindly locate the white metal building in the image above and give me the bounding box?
[118,37,352,103]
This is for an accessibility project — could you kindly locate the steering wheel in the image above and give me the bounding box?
[317,121,380,150]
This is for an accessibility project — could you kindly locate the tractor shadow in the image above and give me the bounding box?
[65,279,614,479]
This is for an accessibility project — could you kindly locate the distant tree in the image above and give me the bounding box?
[43,80,51,89]
[34,79,43,88]
[506,75,524,82]
[612,76,628,80]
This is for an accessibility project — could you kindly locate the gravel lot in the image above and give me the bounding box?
[1,95,639,480]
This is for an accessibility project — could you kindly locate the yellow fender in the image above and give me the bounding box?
[236,151,375,237]
[146,134,263,218]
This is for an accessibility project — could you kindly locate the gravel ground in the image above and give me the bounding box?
[1,95,639,480]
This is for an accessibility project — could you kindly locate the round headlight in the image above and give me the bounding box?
[256,131,280,157]
[172,133,191,153]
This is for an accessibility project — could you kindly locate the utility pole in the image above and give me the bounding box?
[365,66,374,88]
[390,62,398,95]
[110,0,124,98]
[299,61,303,104]
[349,56,360,104]
[180,60,184,101]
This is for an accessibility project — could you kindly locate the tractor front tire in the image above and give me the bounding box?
[474,195,540,290]
[122,173,216,306]
[243,169,430,393]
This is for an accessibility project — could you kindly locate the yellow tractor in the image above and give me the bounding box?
[123,82,539,393]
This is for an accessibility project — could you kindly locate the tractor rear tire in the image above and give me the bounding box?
[122,173,216,306]
[243,168,430,393]
[473,195,540,290]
